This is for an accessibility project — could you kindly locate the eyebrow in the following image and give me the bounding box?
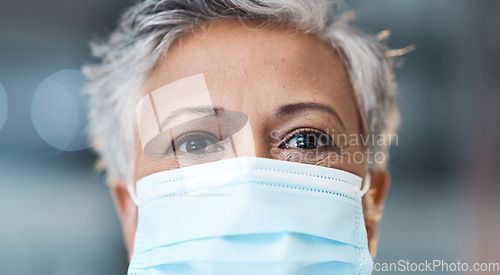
[275,102,346,130]
[160,106,224,129]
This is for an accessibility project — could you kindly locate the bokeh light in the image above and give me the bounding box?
[31,70,90,152]
[0,83,7,131]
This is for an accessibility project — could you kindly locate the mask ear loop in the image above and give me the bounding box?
[126,143,141,207]
[130,92,146,207]
[127,180,142,207]
[356,99,371,198]
[359,173,371,197]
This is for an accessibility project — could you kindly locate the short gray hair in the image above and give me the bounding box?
[83,0,399,185]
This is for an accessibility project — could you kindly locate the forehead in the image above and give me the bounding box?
[144,20,353,96]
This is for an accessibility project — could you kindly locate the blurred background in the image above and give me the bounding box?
[0,0,498,274]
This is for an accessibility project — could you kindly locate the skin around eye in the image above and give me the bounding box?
[174,131,224,154]
[278,128,336,150]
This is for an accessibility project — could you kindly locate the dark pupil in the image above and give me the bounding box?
[186,139,207,153]
[296,134,317,149]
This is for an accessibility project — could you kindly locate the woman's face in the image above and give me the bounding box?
[135,20,366,181]
[115,20,386,257]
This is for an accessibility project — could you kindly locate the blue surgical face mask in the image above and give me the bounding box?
[127,157,373,275]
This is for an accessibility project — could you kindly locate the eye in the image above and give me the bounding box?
[278,128,332,150]
[174,131,224,154]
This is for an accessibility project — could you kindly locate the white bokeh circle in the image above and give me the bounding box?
[31,70,89,151]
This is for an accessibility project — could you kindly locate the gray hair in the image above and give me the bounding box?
[83,0,399,185]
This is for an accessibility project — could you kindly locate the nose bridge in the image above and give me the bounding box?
[229,79,273,159]
[230,117,272,159]
[253,135,273,158]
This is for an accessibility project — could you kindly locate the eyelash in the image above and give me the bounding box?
[278,127,338,151]
[166,131,221,154]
